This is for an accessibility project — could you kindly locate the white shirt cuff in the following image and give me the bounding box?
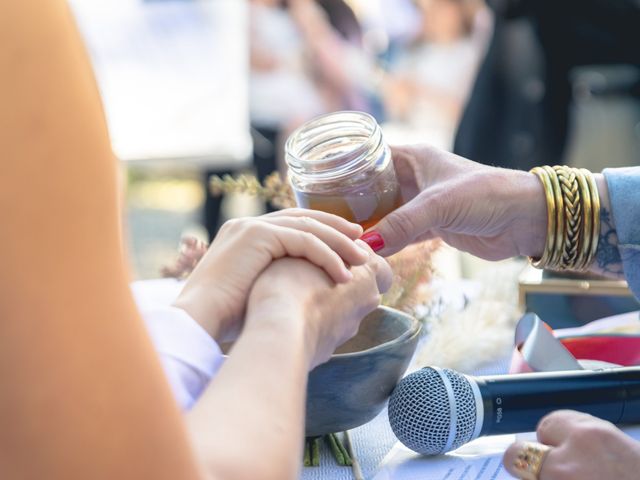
[134,279,225,410]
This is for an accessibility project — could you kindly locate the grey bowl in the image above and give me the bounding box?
[305,306,422,437]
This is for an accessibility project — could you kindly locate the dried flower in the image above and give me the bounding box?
[382,240,440,317]
[209,172,296,209]
[161,236,208,280]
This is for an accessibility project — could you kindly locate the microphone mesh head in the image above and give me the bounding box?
[388,367,479,455]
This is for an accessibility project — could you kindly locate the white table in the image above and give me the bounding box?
[70,0,251,169]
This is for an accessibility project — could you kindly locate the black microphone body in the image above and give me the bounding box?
[475,367,640,435]
[388,366,640,455]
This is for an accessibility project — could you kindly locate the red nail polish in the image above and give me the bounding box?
[360,231,385,252]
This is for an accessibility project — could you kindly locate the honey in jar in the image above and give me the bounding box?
[285,111,401,230]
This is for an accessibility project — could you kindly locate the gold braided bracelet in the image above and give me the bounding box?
[529,165,601,272]
[554,166,582,268]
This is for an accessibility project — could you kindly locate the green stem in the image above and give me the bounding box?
[326,433,346,465]
[335,433,352,466]
[311,437,321,467]
[344,431,364,480]
[303,439,311,467]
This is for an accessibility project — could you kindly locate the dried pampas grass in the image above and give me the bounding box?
[414,260,525,374]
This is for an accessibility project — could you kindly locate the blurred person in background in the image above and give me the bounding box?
[375,0,422,67]
[204,0,376,238]
[381,0,488,140]
[455,0,640,171]
[250,0,376,183]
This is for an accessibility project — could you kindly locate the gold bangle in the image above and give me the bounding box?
[542,166,565,269]
[553,166,582,270]
[530,167,556,268]
[529,165,600,272]
[582,168,601,269]
[574,169,593,271]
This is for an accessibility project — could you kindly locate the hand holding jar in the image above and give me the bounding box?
[366,144,549,259]
[284,118,546,261]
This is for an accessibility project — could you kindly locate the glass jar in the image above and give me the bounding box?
[285,111,401,230]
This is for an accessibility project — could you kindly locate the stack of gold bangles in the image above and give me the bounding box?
[529,165,600,271]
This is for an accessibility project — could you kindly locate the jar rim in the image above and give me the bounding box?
[285,111,385,183]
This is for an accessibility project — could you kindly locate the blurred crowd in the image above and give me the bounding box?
[248,0,488,177]
[247,0,640,175]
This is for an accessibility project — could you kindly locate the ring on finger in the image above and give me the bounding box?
[513,441,551,480]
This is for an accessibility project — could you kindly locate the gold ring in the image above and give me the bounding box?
[513,441,551,480]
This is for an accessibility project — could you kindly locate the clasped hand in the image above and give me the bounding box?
[173,209,392,368]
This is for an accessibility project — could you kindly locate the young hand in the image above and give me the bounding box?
[246,242,393,369]
[173,209,369,342]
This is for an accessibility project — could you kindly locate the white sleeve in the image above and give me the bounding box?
[132,279,225,410]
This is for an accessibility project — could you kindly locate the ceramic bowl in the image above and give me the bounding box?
[305,306,422,437]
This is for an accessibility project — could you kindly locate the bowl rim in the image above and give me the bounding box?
[330,305,422,359]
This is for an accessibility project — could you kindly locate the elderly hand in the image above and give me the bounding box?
[503,410,640,479]
[366,144,548,260]
[246,243,393,369]
[173,209,369,342]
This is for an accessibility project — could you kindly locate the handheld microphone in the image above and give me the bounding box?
[388,366,640,455]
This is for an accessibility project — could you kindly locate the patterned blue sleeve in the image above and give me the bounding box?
[603,167,640,299]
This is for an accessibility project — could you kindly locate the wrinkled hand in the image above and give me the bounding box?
[369,145,547,260]
[173,209,369,342]
[247,244,393,369]
[504,410,640,479]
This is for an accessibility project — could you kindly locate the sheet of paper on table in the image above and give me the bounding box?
[373,433,517,480]
[374,426,640,480]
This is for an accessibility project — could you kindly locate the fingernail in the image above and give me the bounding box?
[360,231,385,252]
